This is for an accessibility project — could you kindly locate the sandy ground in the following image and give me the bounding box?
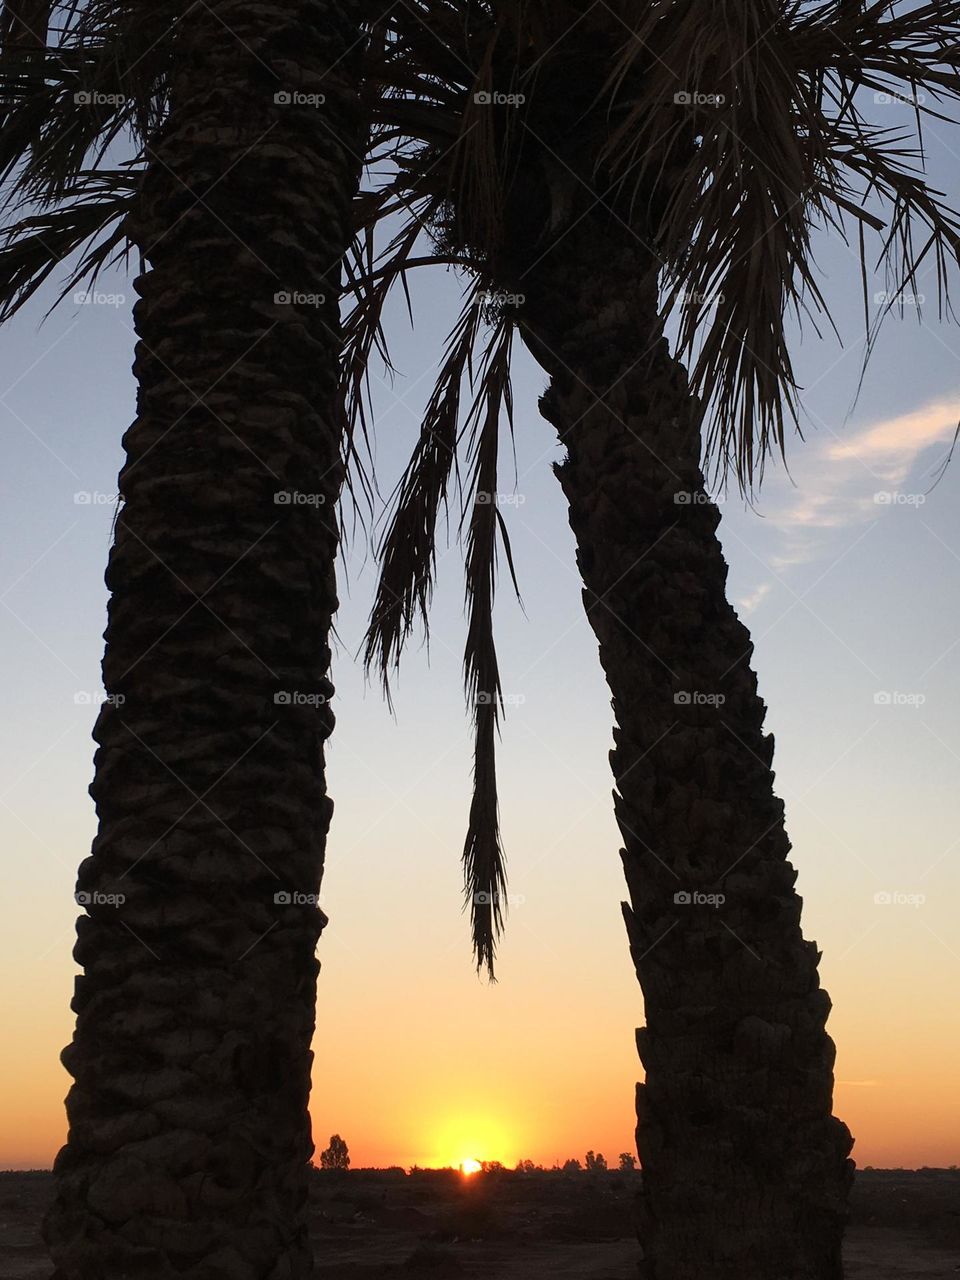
[1,1169,958,1278]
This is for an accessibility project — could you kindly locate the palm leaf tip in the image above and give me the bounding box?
[463,694,507,984]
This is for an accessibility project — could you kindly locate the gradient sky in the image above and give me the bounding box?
[2,95,960,1173]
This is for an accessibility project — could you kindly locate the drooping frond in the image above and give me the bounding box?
[356,252,521,975]
[458,313,517,980]
[362,281,483,689]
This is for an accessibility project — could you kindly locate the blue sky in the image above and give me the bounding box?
[2,94,960,1168]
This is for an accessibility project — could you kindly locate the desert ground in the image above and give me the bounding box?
[1,1167,958,1278]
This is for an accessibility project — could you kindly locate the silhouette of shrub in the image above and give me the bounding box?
[319,1134,350,1171]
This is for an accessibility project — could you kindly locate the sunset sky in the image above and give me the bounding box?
[2,96,960,1173]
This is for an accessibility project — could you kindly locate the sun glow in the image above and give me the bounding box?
[460,1158,482,1176]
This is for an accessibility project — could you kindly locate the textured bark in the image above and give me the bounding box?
[44,3,362,1277]
[521,218,854,1279]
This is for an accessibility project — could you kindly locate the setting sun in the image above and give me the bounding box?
[460,1159,482,1177]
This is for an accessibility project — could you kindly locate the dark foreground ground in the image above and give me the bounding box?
[2,1167,958,1278]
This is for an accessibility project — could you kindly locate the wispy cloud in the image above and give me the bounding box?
[756,395,960,568]
[737,582,773,615]
[827,397,960,467]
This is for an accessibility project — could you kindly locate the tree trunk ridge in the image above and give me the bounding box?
[521,217,854,1280]
[44,3,362,1276]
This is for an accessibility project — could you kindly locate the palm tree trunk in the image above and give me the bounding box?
[521,219,854,1279]
[43,3,362,1276]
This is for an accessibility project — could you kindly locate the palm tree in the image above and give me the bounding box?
[353,2,960,1275]
[2,0,365,1274]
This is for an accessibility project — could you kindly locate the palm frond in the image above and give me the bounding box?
[601,0,960,487]
[362,282,482,689]
[0,168,136,320]
[0,0,178,321]
[357,245,521,976]
[459,312,516,979]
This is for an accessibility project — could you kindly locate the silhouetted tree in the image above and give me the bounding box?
[561,1159,581,1174]
[1,3,364,1276]
[619,1153,638,1172]
[357,4,960,1274]
[320,1135,350,1171]
[585,1151,607,1172]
